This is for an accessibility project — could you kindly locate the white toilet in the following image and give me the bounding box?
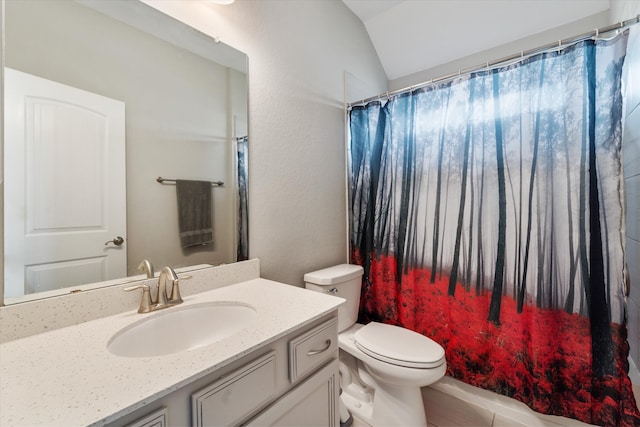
[304,264,446,427]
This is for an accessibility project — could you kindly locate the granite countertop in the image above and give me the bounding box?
[0,278,343,427]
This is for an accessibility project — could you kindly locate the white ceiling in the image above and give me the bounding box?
[342,0,611,81]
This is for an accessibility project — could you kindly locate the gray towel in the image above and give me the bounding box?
[176,180,213,248]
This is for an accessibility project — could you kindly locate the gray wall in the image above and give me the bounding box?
[145,0,388,286]
[389,11,610,90]
[611,0,640,377]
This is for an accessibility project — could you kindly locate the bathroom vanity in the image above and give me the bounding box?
[0,275,343,426]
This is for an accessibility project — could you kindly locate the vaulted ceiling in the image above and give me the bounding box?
[342,0,611,81]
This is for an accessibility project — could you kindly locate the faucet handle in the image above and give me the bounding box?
[169,275,192,304]
[124,284,152,313]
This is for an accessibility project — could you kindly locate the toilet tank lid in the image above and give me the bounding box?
[304,264,363,285]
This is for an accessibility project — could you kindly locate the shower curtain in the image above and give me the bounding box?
[349,33,639,426]
[236,136,249,261]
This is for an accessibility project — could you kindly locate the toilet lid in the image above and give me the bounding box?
[354,322,445,369]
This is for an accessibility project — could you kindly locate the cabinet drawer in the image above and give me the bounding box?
[191,352,277,426]
[288,318,338,382]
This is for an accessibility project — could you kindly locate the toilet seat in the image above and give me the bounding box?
[354,322,445,369]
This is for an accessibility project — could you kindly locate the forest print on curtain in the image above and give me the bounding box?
[349,32,639,426]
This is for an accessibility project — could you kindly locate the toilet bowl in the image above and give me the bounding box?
[339,323,446,426]
[304,264,446,427]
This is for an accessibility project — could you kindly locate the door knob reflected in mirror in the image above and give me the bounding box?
[105,236,125,246]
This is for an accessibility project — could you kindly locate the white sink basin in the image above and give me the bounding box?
[107,301,257,357]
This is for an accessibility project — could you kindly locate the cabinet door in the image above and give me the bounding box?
[192,352,277,427]
[124,407,168,427]
[246,359,339,427]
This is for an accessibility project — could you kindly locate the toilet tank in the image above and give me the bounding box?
[304,264,363,332]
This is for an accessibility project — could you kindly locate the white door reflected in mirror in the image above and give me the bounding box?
[4,68,127,298]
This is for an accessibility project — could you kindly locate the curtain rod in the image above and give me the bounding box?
[349,14,640,108]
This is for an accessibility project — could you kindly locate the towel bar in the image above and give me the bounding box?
[156,177,224,187]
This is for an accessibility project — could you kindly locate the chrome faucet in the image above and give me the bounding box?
[137,259,155,278]
[125,266,191,313]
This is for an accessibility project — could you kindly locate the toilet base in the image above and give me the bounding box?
[340,381,427,427]
[339,356,429,427]
[341,391,373,425]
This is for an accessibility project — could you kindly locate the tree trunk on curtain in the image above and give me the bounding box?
[448,79,475,296]
[488,72,507,325]
[396,96,415,282]
[585,42,614,377]
[430,89,451,283]
[517,58,545,313]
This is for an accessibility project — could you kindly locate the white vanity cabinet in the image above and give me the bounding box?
[108,313,339,427]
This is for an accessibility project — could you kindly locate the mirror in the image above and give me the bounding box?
[2,0,248,304]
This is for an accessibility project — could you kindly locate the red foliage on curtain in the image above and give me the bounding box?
[353,251,640,426]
